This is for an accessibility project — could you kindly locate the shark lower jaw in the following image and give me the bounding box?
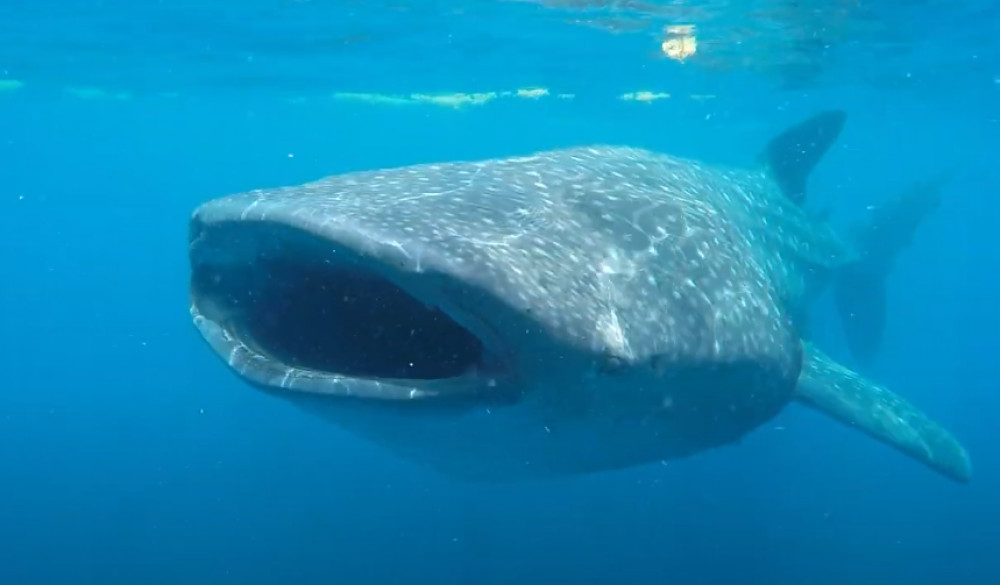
[187,216,515,405]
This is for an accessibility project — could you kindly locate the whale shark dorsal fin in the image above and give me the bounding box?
[760,110,847,204]
[793,342,971,484]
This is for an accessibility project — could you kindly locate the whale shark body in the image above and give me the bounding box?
[187,111,971,484]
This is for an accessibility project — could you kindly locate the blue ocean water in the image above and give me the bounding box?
[1,1,998,584]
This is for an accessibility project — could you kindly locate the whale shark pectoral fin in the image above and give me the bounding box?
[760,109,847,204]
[793,343,972,484]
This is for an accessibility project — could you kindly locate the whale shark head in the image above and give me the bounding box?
[189,204,529,408]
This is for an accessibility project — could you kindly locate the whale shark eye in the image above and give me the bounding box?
[651,354,670,377]
[598,354,625,375]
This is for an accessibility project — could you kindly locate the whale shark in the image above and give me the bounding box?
[187,111,971,484]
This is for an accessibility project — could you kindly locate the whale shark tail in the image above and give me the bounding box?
[833,174,950,365]
[759,110,950,366]
[794,342,971,484]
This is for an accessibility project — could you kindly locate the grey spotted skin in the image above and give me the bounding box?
[188,112,971,484]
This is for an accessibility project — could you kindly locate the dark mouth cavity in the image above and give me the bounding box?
[190,223,487,381]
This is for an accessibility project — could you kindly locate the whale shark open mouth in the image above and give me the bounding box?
[188,219,508,402]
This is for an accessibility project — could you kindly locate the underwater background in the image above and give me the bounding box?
[1,1,998,584]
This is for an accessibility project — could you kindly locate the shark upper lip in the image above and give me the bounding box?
[187,211,512,402]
